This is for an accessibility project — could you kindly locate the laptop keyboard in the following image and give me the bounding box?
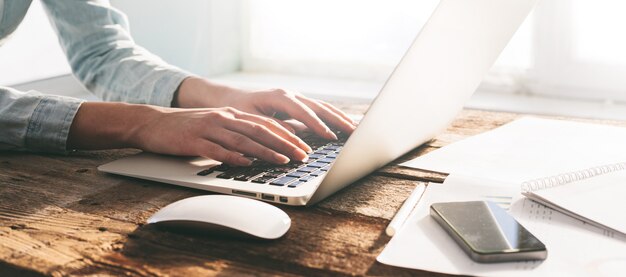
[196,131,348,188]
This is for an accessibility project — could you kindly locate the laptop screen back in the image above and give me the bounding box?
[308,0,538,204]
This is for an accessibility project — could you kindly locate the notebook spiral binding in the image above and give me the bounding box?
[521,162,626,192]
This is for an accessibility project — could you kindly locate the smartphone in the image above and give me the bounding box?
[430,201,547,263]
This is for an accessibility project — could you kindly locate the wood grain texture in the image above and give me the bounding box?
[1,109,624,276]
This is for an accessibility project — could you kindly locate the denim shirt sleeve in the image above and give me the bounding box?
[0,87,83,152]
[40,0,192,106]
[0,0,194,153]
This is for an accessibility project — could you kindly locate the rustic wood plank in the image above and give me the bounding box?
[2,109,626,276]
[0,151,422,276]
[0,184,402,276]
[108,208,389,276]
[318,176,425,220]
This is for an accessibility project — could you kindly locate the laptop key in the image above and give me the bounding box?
[234,174,254,181]
[250,159,272,167]
[321,165,331,171]
[288,181,305,188]
[215,166,249,179]
[314,150,333,155]
[308,153,325,160]
[287,171,307,178]
[288,162,305,168]
[264,171,283,178]
[307,162,327,168]
[298,166,318,173]
[251,175,274,184]
[196,169,214,176]
[317,158,335,164]
[270,176,297,186]
[270,167,290,173]
[212,164,231,172]
[216,172,234,179]
[247,168,268,176]
[235,168,267,181]
[299,175,316,182]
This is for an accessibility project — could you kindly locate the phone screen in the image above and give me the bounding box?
[430,201,547,263]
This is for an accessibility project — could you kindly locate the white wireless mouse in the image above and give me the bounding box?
[147,195,291,240]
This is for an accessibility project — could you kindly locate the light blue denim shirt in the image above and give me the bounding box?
[0,0,191,153]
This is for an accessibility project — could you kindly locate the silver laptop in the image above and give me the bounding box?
[98,0,537,206]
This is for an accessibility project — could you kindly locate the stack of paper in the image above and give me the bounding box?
[401,117,626,183]
[377,175,626,276]
[379,117,626,276]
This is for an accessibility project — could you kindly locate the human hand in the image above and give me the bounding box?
[130,106,312,166]
[175,77,357,140]
[220,88,357,140]
[67,103,311,166]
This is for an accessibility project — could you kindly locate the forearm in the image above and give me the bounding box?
[66,77,246,150]
[174,77,243,108]
[67,102,310,165]
[67,102,158,150]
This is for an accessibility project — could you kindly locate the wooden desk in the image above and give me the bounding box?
[1,109,622,276]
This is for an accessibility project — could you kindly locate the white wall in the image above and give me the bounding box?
[110,0,242,77]
[0,0,71,85]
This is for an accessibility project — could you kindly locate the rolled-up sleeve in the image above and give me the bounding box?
[0,87,83,153]
[0,1,193,153]
[41,0,192,107]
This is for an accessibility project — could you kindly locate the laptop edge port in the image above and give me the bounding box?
[279,196,288,203]
[261,194,275,201]
[232,190,257,198]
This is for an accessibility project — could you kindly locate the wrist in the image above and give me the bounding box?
[67,102,165,150]
[124,104,168,149]
[174,77,242,108]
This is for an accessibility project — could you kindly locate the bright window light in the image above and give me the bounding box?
[494,12,533,70]
[247,0,433,67]
[244,0,443,80]
[572,0,626,65]
[245,0,533,85]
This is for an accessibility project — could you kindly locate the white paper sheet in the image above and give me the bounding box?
[377,175,626,276]
[528,169,626,235]
[400,117,626,183]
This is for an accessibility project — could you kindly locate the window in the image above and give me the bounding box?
[242,0,532,92]
[241,0,626,102]
[242,0,438,81]
[20,1,623,105]
[531,0,626,101]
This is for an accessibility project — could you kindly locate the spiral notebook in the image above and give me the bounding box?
[521,162,626,236]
